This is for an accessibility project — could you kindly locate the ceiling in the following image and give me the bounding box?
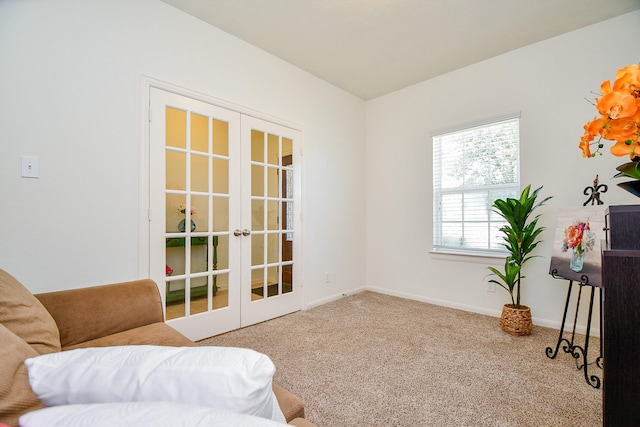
[160,0,640,100]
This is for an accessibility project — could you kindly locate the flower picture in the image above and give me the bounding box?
[561,219,597,272]
[561,220,596,257]
[549,206,606,286]
[178,204,196,216]
[579,62,640,159]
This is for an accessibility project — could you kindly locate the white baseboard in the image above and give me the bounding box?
[305,286,600,338]
[304,286,367,309]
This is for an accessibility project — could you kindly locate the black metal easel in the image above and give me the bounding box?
[545,273,602,388]
[544,175,606,389]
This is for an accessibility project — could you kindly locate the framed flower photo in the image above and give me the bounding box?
[548,206,607,287]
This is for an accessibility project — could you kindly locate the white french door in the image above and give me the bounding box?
[240,115,303,327]
[148,88,302,341]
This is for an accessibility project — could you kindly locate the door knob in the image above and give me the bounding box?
[242,229,251,236]
[233,229,243,236]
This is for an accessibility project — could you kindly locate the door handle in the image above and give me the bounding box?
[233,229,243,237]
[242,229,251,236]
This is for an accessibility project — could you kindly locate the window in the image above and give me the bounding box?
[432,113,520,255]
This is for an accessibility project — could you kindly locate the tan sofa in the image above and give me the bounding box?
[0,269,316,427]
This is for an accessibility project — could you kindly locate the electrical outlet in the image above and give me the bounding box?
[324,272,330,283]
[487,282,496,293]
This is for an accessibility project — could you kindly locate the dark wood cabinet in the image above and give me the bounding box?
[602,205,640,426]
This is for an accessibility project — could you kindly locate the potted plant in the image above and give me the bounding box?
[487,184,552,335]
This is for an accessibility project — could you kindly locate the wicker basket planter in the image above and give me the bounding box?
[500,304,533,336]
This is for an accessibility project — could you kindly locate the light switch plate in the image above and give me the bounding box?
[21,155,39,178]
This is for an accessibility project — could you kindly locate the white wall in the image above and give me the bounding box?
[0,0,367,304]
[2,0,638,332]
[365,10,640,332]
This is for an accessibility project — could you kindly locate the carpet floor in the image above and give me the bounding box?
[198,291,602,427]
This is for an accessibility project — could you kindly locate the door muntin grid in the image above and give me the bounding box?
[249,130,294,300]
[165,107,231,319]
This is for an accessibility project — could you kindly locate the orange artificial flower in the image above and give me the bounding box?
[614,63,640,95]
[579,118,603,157]
[579,134,592,157]
[610,139,638,157]
[585,116,608,137]
[607,117,639,141]
[596,91,638,120]
[580,62,640,159]
[600,79,612,96]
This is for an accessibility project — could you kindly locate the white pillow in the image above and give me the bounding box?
[24,345,285,423]
[19,401,287,427]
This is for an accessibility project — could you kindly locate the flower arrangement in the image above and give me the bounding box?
[166,264,173,276]
[562,220,596,257]
[579,62,640,159]
[178,204,196,216]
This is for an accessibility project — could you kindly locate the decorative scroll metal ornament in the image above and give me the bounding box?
[583,175,607,206]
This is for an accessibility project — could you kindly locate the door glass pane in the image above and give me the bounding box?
[166,151,186,191]
[192,195,208,232]
[283,265,293,294]
[189,276,209,315]
[282,232,293,262]
[164,105,230,321]
[213,272,229,309]
[212,119,228,156]
[251,268,264,301]
[212,197,228,232]
[166,194,185,233]
[190,292,208,315]
[267,167,279,198]
[282,200,292,231]
[165,239,186,276]
[190,238,207,274]
[252,199,265,231]
[165,279,185,320]
[251,130,264,162]
[267,233,279,264]
[212,158,228,194]
[191,154,209,193]
[267,266,279,297]
[252,233,264,265]
[166,108,186,149]
[213,235,227,270]
[267,200,279,230]
[283,169,293,197]
[252,165,264,197]
[267,134,279,165]
[191,113,209,153]
[282,138,293,164]
[280,147,294,297]
[248,125,297,305]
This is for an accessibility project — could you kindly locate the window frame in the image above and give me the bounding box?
[432,112,521,257]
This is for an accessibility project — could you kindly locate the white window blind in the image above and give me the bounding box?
[432,114,520,255]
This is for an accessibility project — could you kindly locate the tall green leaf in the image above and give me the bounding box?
[485,185,552,308]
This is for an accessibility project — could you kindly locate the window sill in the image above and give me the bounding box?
[429,249,507,265]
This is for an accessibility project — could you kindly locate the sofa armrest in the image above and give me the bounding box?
[35,279,165,349]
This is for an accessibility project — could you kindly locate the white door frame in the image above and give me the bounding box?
[139,77,305,338]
